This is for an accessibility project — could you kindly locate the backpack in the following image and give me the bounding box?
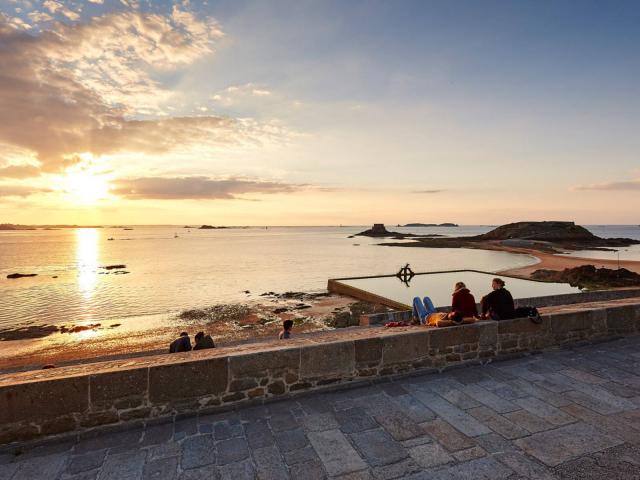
[514,306,542,324]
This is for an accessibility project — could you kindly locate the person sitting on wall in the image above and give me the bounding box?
[279,319,294,339]
[193,331,215,350]
[169,331,192,353]
[413,296,464,326]
[481,277,515,320]
[451,282,478,318]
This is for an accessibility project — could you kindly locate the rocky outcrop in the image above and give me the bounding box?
[6,273,37,279]
[403,223,458,227]
[355,224,416,238]
[531,265,640,289]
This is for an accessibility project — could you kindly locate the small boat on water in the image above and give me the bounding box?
[174,233,178,238]
[107,237,115,241]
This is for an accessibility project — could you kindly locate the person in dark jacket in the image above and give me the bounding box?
[451,282,478,318]
[193,331,215,350]
[169,332,192,353]
[481,278,515,320]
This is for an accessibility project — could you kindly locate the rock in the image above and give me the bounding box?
[101,264,126,270]
[355,224,416,238]
[7,273,37,279]
[531,265,640,289]
[273,308,289,314]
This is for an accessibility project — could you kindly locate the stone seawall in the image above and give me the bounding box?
[1,299,639,445]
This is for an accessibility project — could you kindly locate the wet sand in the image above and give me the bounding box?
[496,245,640,277]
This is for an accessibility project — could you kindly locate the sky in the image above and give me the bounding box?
[0,0,638,225]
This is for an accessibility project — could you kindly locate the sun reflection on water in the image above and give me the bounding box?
[76,228,99,299]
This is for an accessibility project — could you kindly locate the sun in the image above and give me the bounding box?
[61,165,111,205]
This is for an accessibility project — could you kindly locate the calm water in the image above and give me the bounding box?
[0,225,636,331]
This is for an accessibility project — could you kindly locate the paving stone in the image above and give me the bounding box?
[307,429,366,476]
[373,410,425,441]
[460,384,519,413]
[252,445,290,479]
[390,394,436,422]
[410,390,491,437]
[378,382,409,397]
[494,451,557,480]
[243,419,275,449]
[424,456,514,479]
[335,407,378,434]
[560,402,638,444]
[371,457,421,480]
[543,373,636,411]
[143,456,179,480]
[283,445,319,466]
[449,367,492,385]
[348,429,407,467]
[98,450,147,480]
[399,436,432,450]
[560,368,608,385]
[408,443,453,469]
[514,422,622,467]
[298,412,339,432]
[175,417,199,439]
[565,389,625,415]
[274,428,308,453]
[601,381,640,398]
[67,450,107,474]
[507,378,572,407]
[269,412,299,432]
[552,443,640,480]
[11,453,67,480]
[473,433,518,454]
[147,442,181,460]
[289,459,326,480]
[142,423,174,446]
[179,464,221,480]
[219,460,253,480]
[513,397,576,426]
[614,409,640,432]
[216,437,249,465]
[451,446,486,462]
[332,470,373,480]
[430,384,481,410]
[467,406,529,439]
[63,471,100,480]
[503,409,554,434]
[213,421,243,441]
[181,435,216,470]
[0,463,18,480]
[420,418,475,451]
[239,405,270,423]
[76,428,143,453]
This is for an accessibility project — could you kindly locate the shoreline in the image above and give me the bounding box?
[0,293,388,373]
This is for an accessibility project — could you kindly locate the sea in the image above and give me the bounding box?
[1,225,639,333]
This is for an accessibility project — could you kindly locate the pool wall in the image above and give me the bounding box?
[328,269,624,310]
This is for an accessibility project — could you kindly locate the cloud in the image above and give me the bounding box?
[112,176,307,200]
[412,189,444,194]
[0,165,41,178]
[0,8,285,176]
[0,185,49,197]
[574,180,640,192]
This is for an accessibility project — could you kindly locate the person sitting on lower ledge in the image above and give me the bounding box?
[279,319,294,339]
[169,331,192,353]
[193,331,215,350]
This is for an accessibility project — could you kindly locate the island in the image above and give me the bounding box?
[402,222,459,227]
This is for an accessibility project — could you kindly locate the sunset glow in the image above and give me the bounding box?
[0,1,638,225]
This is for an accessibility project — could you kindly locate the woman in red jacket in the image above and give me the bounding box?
[451,282,478,318]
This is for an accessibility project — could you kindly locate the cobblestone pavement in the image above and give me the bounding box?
[5,336,640,480]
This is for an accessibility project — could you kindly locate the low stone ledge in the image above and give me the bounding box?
[0,298,639,445]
